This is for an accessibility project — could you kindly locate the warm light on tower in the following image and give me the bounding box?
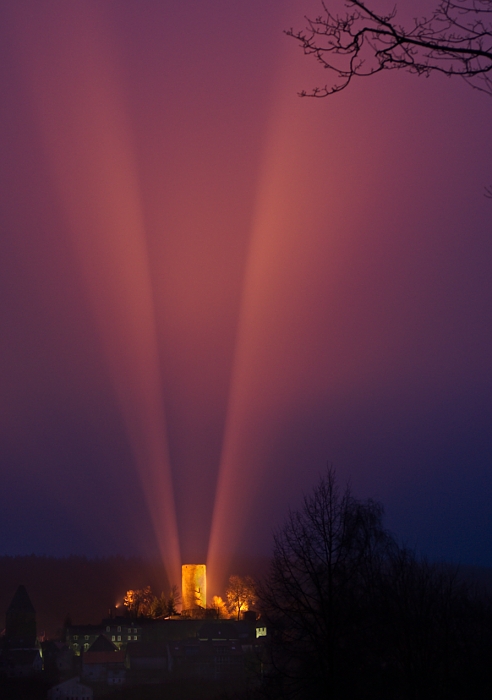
[181,564,206,610]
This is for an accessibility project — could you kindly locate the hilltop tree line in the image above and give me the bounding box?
[123,575,257,621]
[123,585,181,618]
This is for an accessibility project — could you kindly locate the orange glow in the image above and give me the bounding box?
[225,575,256,620]
[209,596,228,619]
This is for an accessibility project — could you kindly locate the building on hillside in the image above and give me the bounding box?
[47,675,93,700]
[66,619,144,654]
[65,624,103,655]
[101,618,141,647]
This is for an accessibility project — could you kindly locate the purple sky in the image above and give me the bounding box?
[0,0,491,594]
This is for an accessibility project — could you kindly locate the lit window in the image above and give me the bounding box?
[73,643,78,649]
[73,635,78,641]
[84,643,89,650]
[128,628,132,634]
[133,636,137,640]
[127,636,131,641]
[112,636,116,641]
[84,635,89,641]
[117,635,121,642]
[117,626,121,632]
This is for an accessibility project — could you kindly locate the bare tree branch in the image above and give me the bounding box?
[287,0,492,97]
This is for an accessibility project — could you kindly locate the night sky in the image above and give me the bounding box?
[1,0,491,596]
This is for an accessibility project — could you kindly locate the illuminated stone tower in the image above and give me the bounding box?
[181,564,206,610]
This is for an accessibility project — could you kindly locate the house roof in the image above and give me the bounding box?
[87,634,118,653]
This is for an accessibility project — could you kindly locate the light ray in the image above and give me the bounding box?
[206,50,338,596]
[15,1,181,583]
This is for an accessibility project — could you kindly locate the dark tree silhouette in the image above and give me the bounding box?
[258,469,394,699]
[287,1,492,97]
[258,469,492,699]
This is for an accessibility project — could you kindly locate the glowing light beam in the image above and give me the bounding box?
[206,49,341,595]
[15,1,181,583]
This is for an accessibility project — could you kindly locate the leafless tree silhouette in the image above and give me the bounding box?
[258,469,492,699]
[287,1,492,97]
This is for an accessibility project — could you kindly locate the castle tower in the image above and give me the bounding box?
[5,585,37,648]
[181,564,206,610]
